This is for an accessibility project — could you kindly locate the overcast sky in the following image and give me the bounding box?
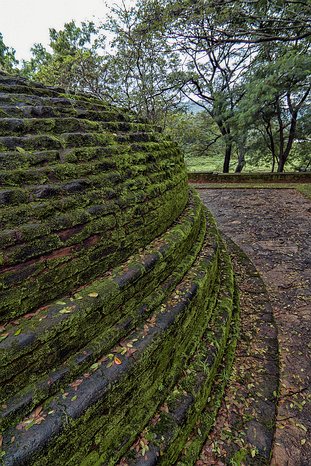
[0,0,132,61]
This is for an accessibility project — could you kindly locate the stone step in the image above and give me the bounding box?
[0,172,186,246]
[0,172,185,270]
[0,148,182,187]
[0,210,224,466]
[0,193,205,396]
[0,75,62,92]
[0,161,185,215]
[0,169,183,249]
[191,238,279,465]
[176,308,239,466]
[0,104,129,122]
[0,131,161,154]
[117,244,237,465]
[0,83,63,98]
[0,179,188,322]
[0,139,181,171]
[0,208,207,431]
[0,117,156,137]
[0,150,61,170]
[0,91,134,117]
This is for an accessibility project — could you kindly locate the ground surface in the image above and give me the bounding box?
[197,188,311,466]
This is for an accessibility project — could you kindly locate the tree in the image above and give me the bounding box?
[102,0,182,125]
[20,12,181,123]
[238,43,310,172]
[0,32,18,72]
[178,39,251,172]
[128,0,257,171]
[165,110,224,160]
[122,0,311,171]
[146,0,311,47]
[21,21,111,98]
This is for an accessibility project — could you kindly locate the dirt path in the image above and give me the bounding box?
[197,188,311,466]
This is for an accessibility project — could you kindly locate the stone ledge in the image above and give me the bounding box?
[0,192,204,397]
[118,244,236,465]
[188,172,311,183]
[1,210,223,465]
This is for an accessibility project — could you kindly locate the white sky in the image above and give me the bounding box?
[0,0,133,61]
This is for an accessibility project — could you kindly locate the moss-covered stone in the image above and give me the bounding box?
[0,72,239,466]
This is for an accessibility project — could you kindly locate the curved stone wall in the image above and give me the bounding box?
[0,73,238,465]
[0,73,188,322]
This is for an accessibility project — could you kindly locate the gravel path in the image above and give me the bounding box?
[198,188,311,466]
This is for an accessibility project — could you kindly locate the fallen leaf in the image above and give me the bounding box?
[90,362,100,371]
[114,357,122,365]
[34,416,45,425]
[23,313,37,320]
[0,333,9,342]
[88,292,99,298]
[160,403,169,413]
[59,306,75,314]
[70,379,83,391]
[295,423,307,432]
[25,420,35,430]
[34,406,42,418]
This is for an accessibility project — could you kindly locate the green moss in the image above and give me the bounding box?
[0,193,204,403]
[18,208,219,464]
[0,75,239,466]
[0,176,188,321]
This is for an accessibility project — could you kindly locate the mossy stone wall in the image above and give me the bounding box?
[0,73,188,323]
[0,73,238,466]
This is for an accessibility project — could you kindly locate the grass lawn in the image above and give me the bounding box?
[296,184,311,199]
[185,155,298,173]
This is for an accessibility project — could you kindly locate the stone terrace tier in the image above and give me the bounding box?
[0,73,238,465]
[0,73,188,322]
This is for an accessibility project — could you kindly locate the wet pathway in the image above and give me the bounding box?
[198,189,311,466]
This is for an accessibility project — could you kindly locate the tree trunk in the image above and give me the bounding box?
[277,155,286,172]
[235,138,246,173]
[235,159,244,173]
[216,119,232,173]
[223,143,232,173]
[277,110,298,172]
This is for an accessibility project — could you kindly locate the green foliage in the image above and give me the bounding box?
[21,21,110,97]
[0,32,18,72]
[3,1,311,172]
[130,0,310,172]
[236,42,311,171]
[165,111,224,159]
[101,1,182,124]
